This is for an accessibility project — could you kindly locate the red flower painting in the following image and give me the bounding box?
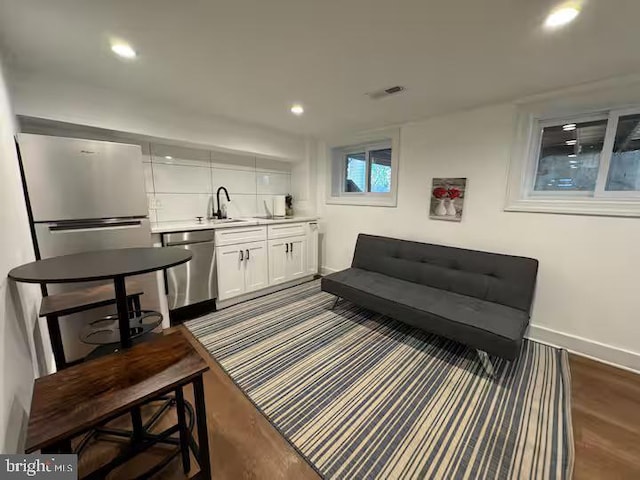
[432,187,448,199]
[430,178,467,222]
[447,188,461,199]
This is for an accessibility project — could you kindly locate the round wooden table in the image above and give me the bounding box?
[8,247,192,349]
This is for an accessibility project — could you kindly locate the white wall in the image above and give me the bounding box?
[9,70,306,162]
[318,102,640,372]
[9,69,318,218]
[0,61,51,453]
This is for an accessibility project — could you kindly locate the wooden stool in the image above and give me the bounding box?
[25,331,211,479]
[40,280,144,370]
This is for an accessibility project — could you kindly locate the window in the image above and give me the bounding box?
[606,113,640,192]
[345,152,366,192]
[327,131,399,206]
[343,148,392,193]
[533,119,607,192]
[369,148,393,193]
[506,107,640,217]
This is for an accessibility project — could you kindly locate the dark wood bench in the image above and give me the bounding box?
[25,331,211,479]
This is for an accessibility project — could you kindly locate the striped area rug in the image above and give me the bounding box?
[186,280,574,479]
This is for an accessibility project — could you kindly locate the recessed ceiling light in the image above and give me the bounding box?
[562,123,577,131]
[111,42,137,59]
[290,104,304,116]
[565,140,577,145]
[164,155,173,160]
[568,154,577,158]
[545,5,581,29]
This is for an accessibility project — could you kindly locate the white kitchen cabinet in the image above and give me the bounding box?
[267,223,306,239]
[216,240,268,300]
[243,241,269,292]
[306,222,319,275]
[268,235,307,286]
[216,244,245,300]
[215,226,266,246]
[268,239,288,285]
[287,236,307,280]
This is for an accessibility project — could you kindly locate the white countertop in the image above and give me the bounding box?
[150,216,319,234]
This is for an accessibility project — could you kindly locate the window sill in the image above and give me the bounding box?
[325,195,397,207]
[505,197,640,217]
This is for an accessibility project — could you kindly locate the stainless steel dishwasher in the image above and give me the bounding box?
[164,230,216,310]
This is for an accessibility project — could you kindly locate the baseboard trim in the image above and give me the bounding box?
[527,324,640,375]
[320,266,339,275]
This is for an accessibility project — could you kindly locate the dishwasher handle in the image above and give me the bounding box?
[165,239,214,247]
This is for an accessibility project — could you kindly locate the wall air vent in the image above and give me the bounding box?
[367,85,406,100]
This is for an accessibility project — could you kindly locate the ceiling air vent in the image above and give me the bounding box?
[367,85,406,100]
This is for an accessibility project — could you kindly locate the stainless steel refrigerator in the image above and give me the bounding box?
[18,133,159,362]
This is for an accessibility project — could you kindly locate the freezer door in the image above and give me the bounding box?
[35,219,160,362]
[19,133,148,221]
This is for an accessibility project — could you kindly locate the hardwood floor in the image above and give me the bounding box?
[78,327,640,479]
[570,355,640,479]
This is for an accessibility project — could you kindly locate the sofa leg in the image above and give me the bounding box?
[331,297,341,310]
[476,350,495,377]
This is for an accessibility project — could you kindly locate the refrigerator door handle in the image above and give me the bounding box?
[48,219,144,232]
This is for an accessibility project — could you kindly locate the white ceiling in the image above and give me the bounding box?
[1,0,640,138]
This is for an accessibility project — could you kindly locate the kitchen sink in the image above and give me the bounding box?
[211,218,248,224]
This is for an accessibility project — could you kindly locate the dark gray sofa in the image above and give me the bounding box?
[321,234,538,372]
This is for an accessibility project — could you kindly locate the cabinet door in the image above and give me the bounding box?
[243,241,269,293]
[268,239,288,286]
[306,222,319,275]
[216,245,245,300]
[286,236,307,281]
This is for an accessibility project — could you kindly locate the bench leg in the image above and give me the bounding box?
[175,387,191,474]
[330,297,341,310]
[476,350,495,377]
[193,375,211,479]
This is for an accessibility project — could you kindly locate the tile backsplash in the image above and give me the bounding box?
[144,144,291,222]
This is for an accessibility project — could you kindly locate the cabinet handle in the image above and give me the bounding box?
[246,249,250,260]
[290,242,293,252]
[240,250,244,261]
[285,243,289,253]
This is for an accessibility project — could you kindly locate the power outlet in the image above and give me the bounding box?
[148,197,163,209]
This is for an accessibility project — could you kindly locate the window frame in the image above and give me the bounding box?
[326,129,400,207]
[506,105,640,217]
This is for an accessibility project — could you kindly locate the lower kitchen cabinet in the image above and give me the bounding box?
[244,241,269,292]
[216,241,268,301]
[268,235,307,286]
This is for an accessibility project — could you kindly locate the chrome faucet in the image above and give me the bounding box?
[215,186,231,219]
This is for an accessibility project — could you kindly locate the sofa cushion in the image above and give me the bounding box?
[322,268,529,359]
[351,234,538,312]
